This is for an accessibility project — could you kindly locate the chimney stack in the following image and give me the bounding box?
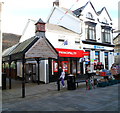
[53,0,59,6]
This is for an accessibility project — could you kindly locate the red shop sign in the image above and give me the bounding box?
[56,48,84,57]
[83,52,90,56]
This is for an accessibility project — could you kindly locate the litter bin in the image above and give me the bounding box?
[67,74,76,90]
[2,73,6,90]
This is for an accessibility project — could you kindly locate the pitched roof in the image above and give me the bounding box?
[10,37,37,55]
[35,18,45,25]
[25,37,58,59]
[97,7,112,21]
[73,2,89,17]
[73,1,97,17]
[2,37,39,61]
[73,1,112,21]
[2,43,20,57]
[2,36,58,61]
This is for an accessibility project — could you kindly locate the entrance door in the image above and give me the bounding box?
[25,63,36,83]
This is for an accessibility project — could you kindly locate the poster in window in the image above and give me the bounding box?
[62,61,68,72]
[53,61,58,72]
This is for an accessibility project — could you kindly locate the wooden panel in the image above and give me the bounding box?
[25,38,57,59]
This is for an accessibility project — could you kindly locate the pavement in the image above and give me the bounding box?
[2,78,120,112]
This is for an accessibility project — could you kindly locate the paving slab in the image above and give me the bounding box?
[2,79,120,112]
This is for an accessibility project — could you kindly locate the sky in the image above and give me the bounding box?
[1,0,119,36]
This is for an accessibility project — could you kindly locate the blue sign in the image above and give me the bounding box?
[114,53,120,56]
[117,53,120,55]
[94,45,104,49]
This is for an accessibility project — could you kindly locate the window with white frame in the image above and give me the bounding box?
[102,28,111,43]
[58,35,65,45]
[75,38,80,44]
[85,25,96,40]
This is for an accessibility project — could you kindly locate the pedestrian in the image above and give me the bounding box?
[110,63,118,79]
[86,64,92,79]
[59,69,65,87]
[59,66,63,77]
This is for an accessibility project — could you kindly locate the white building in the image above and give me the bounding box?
[19,19,84,83]
[47,1,114,71]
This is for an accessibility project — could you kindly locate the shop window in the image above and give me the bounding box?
[102,28,111,43]
[85,50,90,65]
[62,61,69,72]
[85,25,96,40]
[85,50,90,73]
[104,52,108,69]
[95,51,100,62]
[53,61,58,72]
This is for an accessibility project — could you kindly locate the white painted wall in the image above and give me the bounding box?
[39,60,45,83]
[17,62,22,77]
[100,51,105,66]
[108,52,114,70]
[46,29,82,50]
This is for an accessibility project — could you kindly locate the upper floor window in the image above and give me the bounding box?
[86,12,94,19]
[75,38,80,45]
[85,24,96,40]
[102,28,111,43]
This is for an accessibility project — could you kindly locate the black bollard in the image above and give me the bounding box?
[22,81,25,98]
[57,79,60,91]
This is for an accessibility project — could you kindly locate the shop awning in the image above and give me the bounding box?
[56,48,84,58]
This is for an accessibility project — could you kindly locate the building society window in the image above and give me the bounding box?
[95,51,100,62]
[104,52,108,69]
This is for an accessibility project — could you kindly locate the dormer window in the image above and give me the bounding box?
[86,12,94,20]
[102,18,108,24]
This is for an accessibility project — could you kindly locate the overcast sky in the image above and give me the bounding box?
[1,0,119,35]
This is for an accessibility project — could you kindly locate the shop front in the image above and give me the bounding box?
[49,48,84,82]
[83,44,114,74]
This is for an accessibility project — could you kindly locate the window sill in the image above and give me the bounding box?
[102,42,111,44]
[86,39,96,42]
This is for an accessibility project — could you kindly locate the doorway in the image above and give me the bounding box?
[25,63,36,83]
